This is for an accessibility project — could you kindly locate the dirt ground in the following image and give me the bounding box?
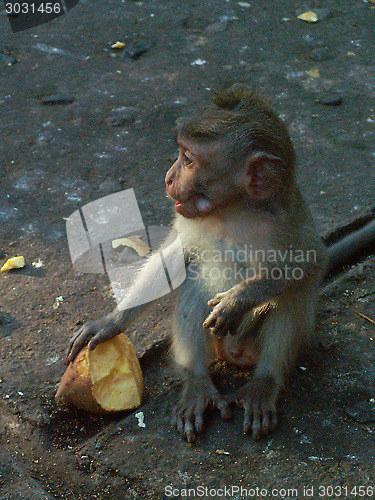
[1,0,375,498]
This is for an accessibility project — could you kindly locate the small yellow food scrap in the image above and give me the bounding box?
[111,41,126,49]
[306,68,320,78]
[297,11,318,23]
[1,256,25,272]
[112,235,151,256]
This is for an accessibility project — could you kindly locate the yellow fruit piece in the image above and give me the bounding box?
[55,334,143,414]
[297,11,318,22]
[306,68,320,78]
[88,335,143,411]
[112,235,151,256]
[111,41,126,49]
[1,256,25,272]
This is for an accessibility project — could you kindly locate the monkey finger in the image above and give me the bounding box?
[87,331,109,351]
[65,330,91,364]
[207,295,222,307]
[203,312,225,331]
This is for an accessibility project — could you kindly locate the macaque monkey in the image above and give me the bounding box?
[66,85,327,441]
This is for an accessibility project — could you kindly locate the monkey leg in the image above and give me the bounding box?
[172,274,232,442]
[233,288,318,440]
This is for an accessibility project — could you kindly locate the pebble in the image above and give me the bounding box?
[313,8,332,21]
[296,8,332,22]
[336,135,370,150]
[120,42,153,61]
[315,92,343,106]
[41,94,75,105]
[182,14,210,31]
[0,312,11,325]
[0,54,17,66]
[204,19,228,34]
[309,46,334,62]
[99,178,124,194]
[106,106,138,127]
[344,400,375,423]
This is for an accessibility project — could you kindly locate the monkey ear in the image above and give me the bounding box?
[245,152,285,200]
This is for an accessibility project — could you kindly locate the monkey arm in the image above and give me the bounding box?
[65,241,179,364]
[65,305,143,364]
[203,259,320,336]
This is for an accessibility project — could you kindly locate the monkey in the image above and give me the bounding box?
[65,85,328,442]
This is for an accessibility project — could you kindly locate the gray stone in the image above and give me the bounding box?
[182,14,210,31]
[204,19,228,34]
[41,94,75,105]
[316,92,343,106]
[106,106,138,127]
[120,42,153,61]
[343,400,375,423]
[0,54,17,66]
[310,46,334,61]
[0,312,11,325]
[99,178,123,194]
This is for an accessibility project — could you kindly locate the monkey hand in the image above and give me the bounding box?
[172,376,232,443]
[65,317,122,365]
[231,374,279,440]
[203,284,251,336]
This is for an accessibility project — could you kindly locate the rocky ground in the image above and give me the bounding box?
[0,0,375,498]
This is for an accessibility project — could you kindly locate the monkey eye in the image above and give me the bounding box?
[183,152,194,169]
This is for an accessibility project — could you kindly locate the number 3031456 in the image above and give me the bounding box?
[5,3,62,14]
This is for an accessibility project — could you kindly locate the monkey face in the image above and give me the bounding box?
[165,138,241,219]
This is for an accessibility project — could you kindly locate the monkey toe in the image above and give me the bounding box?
[194,413,204,433]
[242,409,276,440]
[173,404,204,442]
[184,421,196,443]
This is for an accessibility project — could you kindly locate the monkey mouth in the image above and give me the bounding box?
[174,196,213,218]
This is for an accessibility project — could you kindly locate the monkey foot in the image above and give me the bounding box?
[172,377,232,443]
[231,375,279,440]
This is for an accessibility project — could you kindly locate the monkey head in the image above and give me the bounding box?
[165,86,296,219]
